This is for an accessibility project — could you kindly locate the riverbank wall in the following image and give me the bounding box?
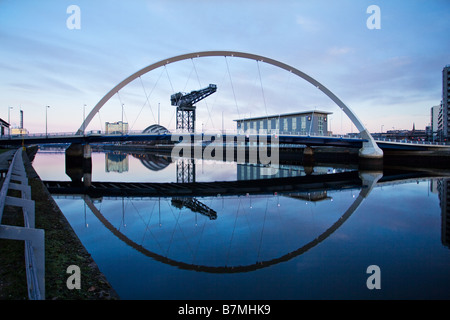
[0,146,119,300]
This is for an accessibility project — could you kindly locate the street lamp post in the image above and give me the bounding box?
[46,105,50,138]
[83,104,86,135]
[8,106,13,138]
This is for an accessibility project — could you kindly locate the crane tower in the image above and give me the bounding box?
[170,84,217,133]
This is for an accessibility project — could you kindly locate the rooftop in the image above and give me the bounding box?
[234,110,332,122]
[0,118,10,127]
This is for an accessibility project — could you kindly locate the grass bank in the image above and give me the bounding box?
[0,147,119,300]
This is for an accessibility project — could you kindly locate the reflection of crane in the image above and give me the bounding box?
[171,84,217,133]
[171,197,217,220]
[172,158,217,220]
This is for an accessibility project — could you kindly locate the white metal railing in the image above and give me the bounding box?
[0,148,45,300]
[374,137,449,146]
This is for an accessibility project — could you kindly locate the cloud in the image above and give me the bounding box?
[327,47,354,56]
[295,15,320,32]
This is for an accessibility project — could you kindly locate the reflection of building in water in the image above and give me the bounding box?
[430,179,439,194]
[437,179,450,249]
[237,163,335,180]
[105,153,129,173]
[287,191,330,202]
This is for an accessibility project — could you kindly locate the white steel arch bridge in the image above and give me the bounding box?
[77,51,383,159]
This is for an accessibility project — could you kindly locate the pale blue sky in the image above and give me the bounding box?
[0,0,449,134]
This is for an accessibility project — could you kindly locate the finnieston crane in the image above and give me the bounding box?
[170,84,217,133]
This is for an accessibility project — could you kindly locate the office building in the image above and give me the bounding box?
[439,65,450,138]
[0,118,9,137]
[105,121,128,134]
[234,110,331,136]
[431,104,440,139]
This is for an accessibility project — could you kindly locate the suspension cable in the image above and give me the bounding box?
[226,198,241,266]
[192,58,215,130]
[115,91,128,132]
[192,202,209,265]
[137,76,157,125]
[164,64,175,92]
[131,198,158,246]
[165,199,194,259]
[225,56,241,121]
[257,60,268,117]
[164,65,177,130]
[183,62,195,92]
[116,91,124,109]
[256,198,269,262]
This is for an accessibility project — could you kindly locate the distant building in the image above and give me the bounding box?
[11,127,28,136]
[439,65,450,139]
[234,110,332,136]
[382,125,427,142]
[0,118,9,137]
[8,109,29,136]
[431,104,440,139]
[105,121,128,134]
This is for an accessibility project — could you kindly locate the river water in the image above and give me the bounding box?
[31,147,450,300]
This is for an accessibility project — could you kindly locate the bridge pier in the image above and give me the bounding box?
[358,129,383,159]
[303,146,314,157]
[303,146,314,175]
[65,143,92,186]
[358,170,383,198]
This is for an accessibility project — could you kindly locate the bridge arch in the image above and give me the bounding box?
[79,51,382,158]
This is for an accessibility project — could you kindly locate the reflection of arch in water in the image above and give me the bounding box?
[131,153,172,171]
[82,172,382,273]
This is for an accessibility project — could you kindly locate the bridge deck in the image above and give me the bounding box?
[2,132,449,153]
[0,133,366,148]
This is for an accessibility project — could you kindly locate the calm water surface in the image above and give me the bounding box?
[32,149,450,299]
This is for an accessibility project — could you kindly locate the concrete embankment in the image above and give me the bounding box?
[0,146,119,300]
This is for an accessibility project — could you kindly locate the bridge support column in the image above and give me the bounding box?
[65,143,92,186]
[83,144,92,187]
[359,170,383,198]
[303,146,314,157]
[303,146,314,175]
[358,129,383,159]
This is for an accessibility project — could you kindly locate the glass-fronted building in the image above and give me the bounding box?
[439,65,450,139]
[234,110,332,136]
